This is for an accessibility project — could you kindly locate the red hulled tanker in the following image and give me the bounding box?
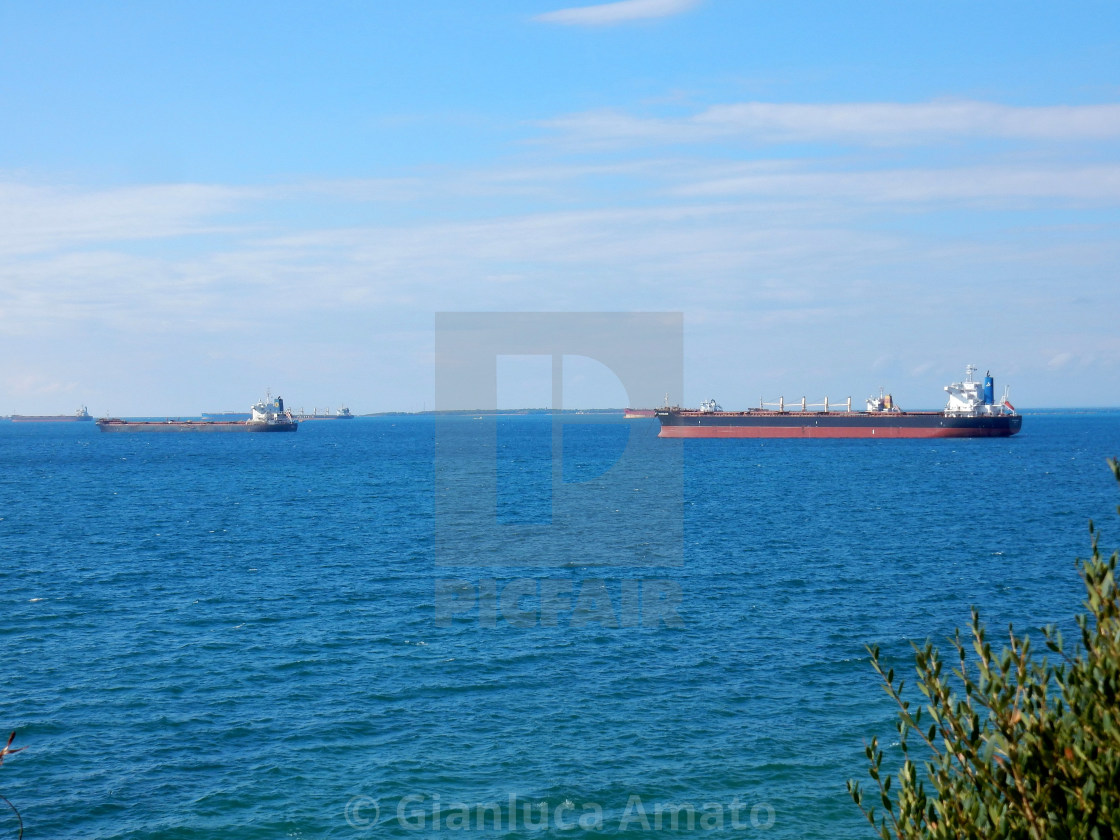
[656,366,1021,439]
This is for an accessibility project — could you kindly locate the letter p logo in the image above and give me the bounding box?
[434,313,683,569]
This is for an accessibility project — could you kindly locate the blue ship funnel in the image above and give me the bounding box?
[983,374,994,405]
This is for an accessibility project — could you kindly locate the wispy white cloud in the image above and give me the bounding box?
[542,101,1120,148]
[0,183,257,257]
[674,163,1120,204]
[536,0,701,26]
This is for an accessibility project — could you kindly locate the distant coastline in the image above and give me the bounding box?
[363,406,1120,417]
[364,408,629,417]
[3,407,1119,422]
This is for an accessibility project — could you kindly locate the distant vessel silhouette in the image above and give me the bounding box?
[293,406,354,420]
[98,396,298,433]
[10,407,93,423]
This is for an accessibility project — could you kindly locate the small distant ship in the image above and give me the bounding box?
[97,396,298,433]
[656,366,1022,439]
[10,407,93,423]
[293,406,354,420]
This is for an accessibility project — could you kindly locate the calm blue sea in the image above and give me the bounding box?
[1,412,1118,839]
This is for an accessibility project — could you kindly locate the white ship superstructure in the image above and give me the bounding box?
[944,365,1016,417]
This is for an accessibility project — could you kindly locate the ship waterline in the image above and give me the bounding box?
[96,419,297,433]
[657,411,1022,438]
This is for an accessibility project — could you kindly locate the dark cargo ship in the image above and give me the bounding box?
[97,396,298,433]
[656,366,1021,439]
[293,406,354,420]
[11,407,93,423]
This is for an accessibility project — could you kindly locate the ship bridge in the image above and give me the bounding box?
[944,365,1015,416]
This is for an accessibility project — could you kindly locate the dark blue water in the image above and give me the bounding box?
[1,412,1118,838]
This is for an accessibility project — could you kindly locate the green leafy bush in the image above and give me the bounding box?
[850,458,1120,840]
[0,731,24,839]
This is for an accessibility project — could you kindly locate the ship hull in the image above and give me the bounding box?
[656,411,1021,439]
[97,420,297,433]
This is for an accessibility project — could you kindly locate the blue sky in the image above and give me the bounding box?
[1,0,1118,413]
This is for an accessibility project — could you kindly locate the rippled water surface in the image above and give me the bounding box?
[1,412,1118,838]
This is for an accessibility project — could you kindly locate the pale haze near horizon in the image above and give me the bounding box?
[1,1,1118,414]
